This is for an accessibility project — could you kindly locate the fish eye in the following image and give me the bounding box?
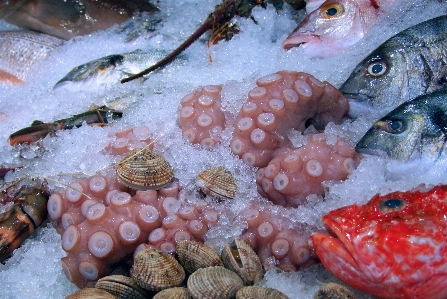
[320,3,345,19]
[378,198,407,213]
[367,60,387,76]
[375,119,406,134]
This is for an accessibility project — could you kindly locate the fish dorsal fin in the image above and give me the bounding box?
[31,120,45,126]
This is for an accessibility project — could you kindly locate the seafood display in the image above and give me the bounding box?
[341,15,447,117]
[310,184,447,299]
[1,0,446,298]
[283,0,387,57]
[355,88,447,173]
[8,106,123,146]
[0,30,64,84]
[0,0,159,40]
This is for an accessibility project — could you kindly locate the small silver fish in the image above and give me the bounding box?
[341,15,447,117]
[355,88,447,170]
[54,50,176,91]
[0,30,64,84]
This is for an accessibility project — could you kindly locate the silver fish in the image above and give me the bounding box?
[355,88,447,170]
[54,50,176,91]
[340,15,447,117]
[0,30,64,84]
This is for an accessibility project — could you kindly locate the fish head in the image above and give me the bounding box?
[341,49,409,114]
[283,0,379,57]
[310,185,447,298]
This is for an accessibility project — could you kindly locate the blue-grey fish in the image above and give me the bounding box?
[340,15,447,117]
[355,88,447,170]
[0,30,64,84]
[54,50,175,91]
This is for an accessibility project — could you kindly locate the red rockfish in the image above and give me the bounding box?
[310,185,447,299]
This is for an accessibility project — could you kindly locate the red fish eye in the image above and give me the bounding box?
[367,61,387,76]
[320,4,345,19]
[378,198,407,213]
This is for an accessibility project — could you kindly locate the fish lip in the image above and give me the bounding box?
[355,146,389,158]
[342,92,371,102]
[282,34,319,50]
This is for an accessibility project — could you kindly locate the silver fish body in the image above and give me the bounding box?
[0,30,64,84]
[54,50,173,91]
[355,88,447,169]
[341,15,447,117]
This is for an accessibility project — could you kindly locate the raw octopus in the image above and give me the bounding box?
[47,127,318,288]
[311,184,447,299]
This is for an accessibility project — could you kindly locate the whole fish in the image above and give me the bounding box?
[1,0,159,40]
[310,184,447,299]
[283,0,384,57]
[54,50,173,91]
[341,15,447,116]
[0,30,64,84]
[355,88,447,173]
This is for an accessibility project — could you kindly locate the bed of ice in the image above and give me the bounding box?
[0,0,446,298]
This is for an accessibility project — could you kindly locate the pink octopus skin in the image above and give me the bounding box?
[178,84,226,148]
[229,71,349,167]
[238,204,318,272]
[256,133,358,207]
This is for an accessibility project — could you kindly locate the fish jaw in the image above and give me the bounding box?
[282,33,320,50]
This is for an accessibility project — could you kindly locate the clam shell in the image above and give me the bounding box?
[196,166,237,200]
[117,148,173,190]
[314,282,356,299]
[187,266,244,299]
[236,286,289,299]
[65,288,118,299]
[221,238,263,285]
[176,240,224,274]
[95,275,149,299]
[153,287,191,299]
[130,248,185,291]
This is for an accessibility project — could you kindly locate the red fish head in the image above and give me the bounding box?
[310,185,447,299]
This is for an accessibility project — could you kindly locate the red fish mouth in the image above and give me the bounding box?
[282,34,319,50]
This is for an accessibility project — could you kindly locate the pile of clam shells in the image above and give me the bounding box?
[65,238,356,299]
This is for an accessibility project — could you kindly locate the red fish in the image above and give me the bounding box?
[283,0,382,57]
[310,185,447,299]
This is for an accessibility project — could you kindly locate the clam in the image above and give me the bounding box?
[95,275,149,299]
[176,240,224,274]
[314,282,356,299]
[187,266,244,299]
[221,238,263,285]
[117,148,173,190]
[65,287,118,299]
[130,248,185,291]
[236,286,289,299]
[153,287,192,299]
[195,166,237,200]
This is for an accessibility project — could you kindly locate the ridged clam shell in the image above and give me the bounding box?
[130,249,185,291]
[176,240,224,274]
[153,287,192,299]
[236,286,289,299]
[95,275,148,299]
[314,282,356,299]
[187,266,244,299]
[196,166,237,200]
[221,238,263,285]
[117,148,173,190]
[65,288,118,299]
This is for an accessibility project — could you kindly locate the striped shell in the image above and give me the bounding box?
[187,266,244,299]
[221,238,263,285]
[196,166,237,200]
[176,240,224,274]
[314,282,356,299]
[117,148,173,190]
[236,286,289,299]
[130,249,185,291]
[95,275,148,299]
[65,288,118,299]
[153,287,191,299]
